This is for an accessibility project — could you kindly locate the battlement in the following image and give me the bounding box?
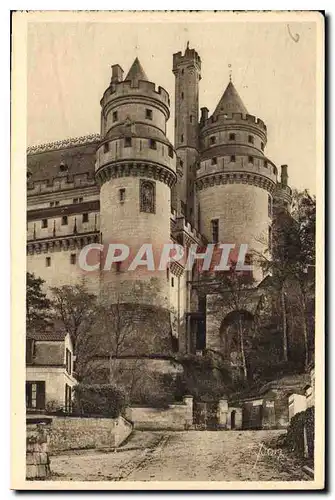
[170,212,204,244]
[27,134,101,155]
[172,47,201,72]
[201,113,267,133]
[101,80,170,109]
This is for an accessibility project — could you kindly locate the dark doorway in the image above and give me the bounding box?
[231,410,236,429]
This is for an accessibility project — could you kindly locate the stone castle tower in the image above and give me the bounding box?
[26,45,292,375]
[196,79,278,280]
[172,45,201,225]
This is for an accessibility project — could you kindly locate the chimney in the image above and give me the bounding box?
[281,164,288,186]
[111,64,124,84]
[200,107,209,125]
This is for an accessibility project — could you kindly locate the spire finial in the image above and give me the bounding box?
[186,41,189,50]
[228,63,232,82]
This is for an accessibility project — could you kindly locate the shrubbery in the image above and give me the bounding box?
[284,406,314,458]
[73,383,127,418]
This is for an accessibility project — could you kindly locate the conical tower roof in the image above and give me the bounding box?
[124,57,148,84]
[213,81,248,116]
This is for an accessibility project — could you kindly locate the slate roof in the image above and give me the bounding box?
[213,81,248,117]
[124,57,149,84]
[27,140,99,184]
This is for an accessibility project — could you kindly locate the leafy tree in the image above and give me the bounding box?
[259,189,316,369]
[26,272,51,330]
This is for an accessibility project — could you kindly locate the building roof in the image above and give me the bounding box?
[27,139,99,183]
[124,57,148,85]
[27,329,67,342]
[213,81,248,117]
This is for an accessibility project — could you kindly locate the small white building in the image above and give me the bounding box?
[26,329,77,412]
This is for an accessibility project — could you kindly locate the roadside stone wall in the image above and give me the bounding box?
[125,395,193,430]
[48,415,132,452]
[26,417,52,479]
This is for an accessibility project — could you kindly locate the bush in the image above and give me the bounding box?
[284,406,314,458]
[73,384,127,418]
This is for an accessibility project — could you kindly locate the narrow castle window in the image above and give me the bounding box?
[45,257,51,267]
[248,156,254,164]
[230,155,236,162]
[168,146,173,158]
[211,157,217,165]
[180,159,184,169]
[149,139,157,150]
[119,188,125,202]
[124,137,132,148]
[104,142,109,153]
[264,160,268,168]
[248,135,254,144]
[210,136,216,145]
[50,202,54,207]
[268,195,272,217]
[171,277,174,287]
[181,92,184,100]
[261,142,265,151]
[211,219,219,243]
[181,69,184,75]
[166,267,170,281]
[42,219,48,228]
[83,213,89,223]
[55,201,60,206]
[229,133,236,141]
[268,226,273,252]
[190,115,193,123]
[73,198,78,204]
[180,134,184,143]
[62,216,68,226]
[112,111,118,122]
[70,254,76,265]
[146,109,153,120]
[140,180,155,214]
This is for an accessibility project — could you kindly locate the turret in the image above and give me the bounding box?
[95,58,177,355]
[172,44,201,225]
[196,79,278,280]
[273,164,292,212]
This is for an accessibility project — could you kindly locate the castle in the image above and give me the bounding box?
[27,45,293,379]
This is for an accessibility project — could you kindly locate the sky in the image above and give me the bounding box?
[27,15,318,193]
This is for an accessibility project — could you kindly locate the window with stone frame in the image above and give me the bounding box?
[140,180,156,214]
[124,137,132,148]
